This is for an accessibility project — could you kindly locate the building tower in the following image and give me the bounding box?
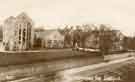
[3,12,34,51]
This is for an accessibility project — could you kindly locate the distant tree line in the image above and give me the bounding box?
[122,36,135,50]
[58,24,135,55]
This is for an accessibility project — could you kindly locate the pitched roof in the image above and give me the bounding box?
[16,12,33,23]
[4,16,15,23]
[16,12,29,19]
[35,29,63,39]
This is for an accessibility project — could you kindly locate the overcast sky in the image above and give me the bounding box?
[0,0,135,36]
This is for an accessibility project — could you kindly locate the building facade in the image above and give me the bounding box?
[3,12,34,51]
[84,33,99,49]
[35,30,64,48]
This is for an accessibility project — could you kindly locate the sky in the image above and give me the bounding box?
[0,0,135,36]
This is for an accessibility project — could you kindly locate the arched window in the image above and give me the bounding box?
[27,22,32,40]
[27,22,31,28]
[23,29,26,42]
[19,29,21,35]
[19,29,21,41]
[23,29,26,37]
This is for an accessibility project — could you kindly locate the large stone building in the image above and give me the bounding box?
[2,12,34,51]
[35,29,64,48]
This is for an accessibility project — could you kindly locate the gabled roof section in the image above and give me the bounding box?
[4,16,15,23]
[44,29,59,35]
[16,12,28,19]
[16,12,33,24]
[35,29,64,39]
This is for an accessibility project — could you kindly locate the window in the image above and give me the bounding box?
[54,40,57,43]
[19,40,21,44]
[19,29,21,35]
[27,23,31,28]
[23,29,26,42]
[61,41,64,44]
[19,24,21,28]
[27,23,32,40]
[48,40,52,43]
[23,29,26,36]
[47,40,52,48]
[19,36,21,40]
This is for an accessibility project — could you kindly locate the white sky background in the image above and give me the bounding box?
[0,0,135,36]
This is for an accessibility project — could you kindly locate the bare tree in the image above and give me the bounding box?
[58,25,73,48]
[99,24,114,55]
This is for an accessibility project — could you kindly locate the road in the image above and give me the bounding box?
[0,55,103,81]
[70,57,135,82]
[7,56,135,82]
[0,52,133,82]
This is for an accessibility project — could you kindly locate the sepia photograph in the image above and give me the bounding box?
[0,0,135,82]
